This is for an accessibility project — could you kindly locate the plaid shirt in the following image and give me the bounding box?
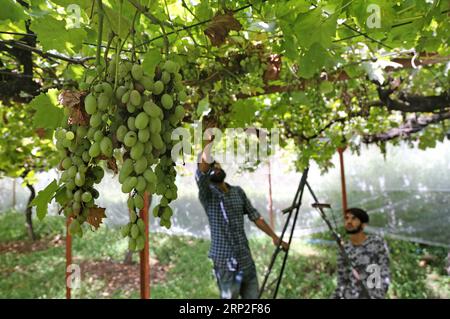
[195,168,261,271]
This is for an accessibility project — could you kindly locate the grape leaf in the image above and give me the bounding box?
[294,9,337,49]
[195,0,214,21]
[31,15,87,54]
[275,0,310,19]
[54,186,69,206]
[30,89,64,130]
[298,43,334,79]
[31,179,58,220]
[0,0,27,22]
[142,49,162,76]
[197,96,210,117]
[204,12,242,47]
[230,100,258,127]
[87,207,106,229]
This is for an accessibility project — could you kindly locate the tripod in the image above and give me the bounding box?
[258,167,370,299]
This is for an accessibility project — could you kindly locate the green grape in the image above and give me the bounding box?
[128,237,137,251]
[135,112,149,130]
[129,210,137,223]
[131,64,143,81]
[121,158,134,177]
[152,81,164,95]
[150,133,164,150]
[124,131,137,147]
[126,103,136,115]
[116,125,128,142]
[143,168,157,185]
[66,131,75,141]
[100,136,113,157]
[61,157,72,170]
[67,165,77,178]
[76,126,88,138]
[88,142,101,158]
[134,157,148,175]
[93,130,104,142]
[85,94,97,114]
[81,192,92,203]
[89,113,102,128]
[74,189,82,202]
[130,224,139,239]
[121,91,130,104]
[163,60,178,73]
[127,116,136,131]
[161,94,173,109]
[74,172,85,187]
[130,90,141,106]
[143,101,161,118]
[115,86,127,100]
[161,71,171,84]
[97,93,110,111]
[149,117,162,134]
[140,76,153,91]
[121,223,131,238]
[134,194,144,210]
[122,176,138,193]
[135,176,146,193]
[130,142,145,160]
[138,128,150,143]
[136,235,145,250]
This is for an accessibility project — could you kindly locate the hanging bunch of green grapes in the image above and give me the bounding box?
[54,112,105,238]
[53,55,186,249]
[182,63,199,82]
[109,58,186,250]
[240,55,265,74]
[239,55,267,91]
[152,155,178,229]
[210,85,234,107]
[307,87,327,115]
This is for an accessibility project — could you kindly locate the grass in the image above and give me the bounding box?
[0,210,449,299]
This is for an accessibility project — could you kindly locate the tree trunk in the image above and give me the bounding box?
[123,250,134,265]
[25,183,37,241]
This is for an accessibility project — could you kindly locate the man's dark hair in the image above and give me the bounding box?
[345,207,370,224]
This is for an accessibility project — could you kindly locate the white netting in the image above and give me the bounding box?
[1,139,449,247]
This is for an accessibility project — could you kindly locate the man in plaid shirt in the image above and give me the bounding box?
[196,137,288,299]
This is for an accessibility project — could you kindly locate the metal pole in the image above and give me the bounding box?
[139,192,150,299]
[337,147,348,216]
[268,160,274,229]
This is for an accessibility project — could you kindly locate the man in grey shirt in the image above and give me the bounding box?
[333,208,390,299]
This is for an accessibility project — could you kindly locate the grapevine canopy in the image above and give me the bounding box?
[1,0,449,171]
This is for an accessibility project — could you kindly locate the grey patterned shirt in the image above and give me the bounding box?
[333,235,390,299]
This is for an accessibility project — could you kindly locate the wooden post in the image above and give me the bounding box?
[139,192,150,299]
[337,147,348,216]
[268,160,274,229]
[66,217,72,299]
